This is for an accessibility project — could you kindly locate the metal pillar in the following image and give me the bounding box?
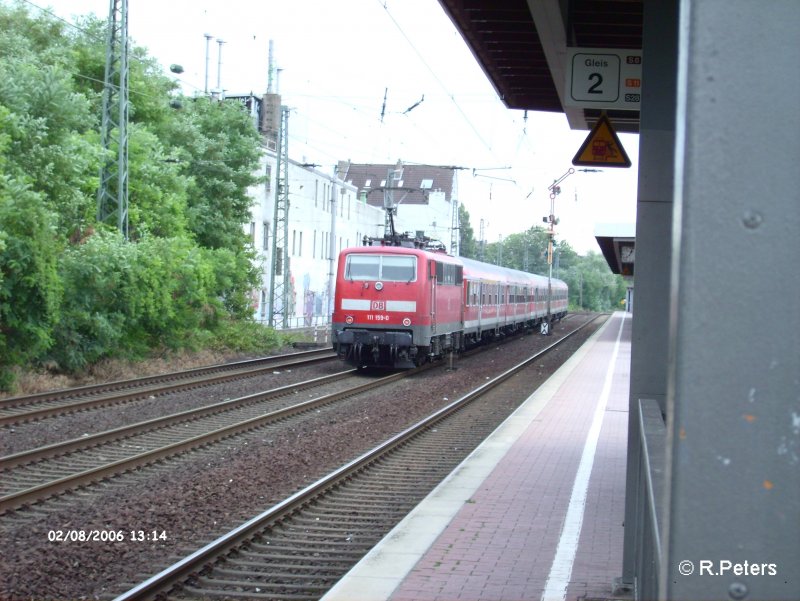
[663,1,800,599]
[478,219,485,261]
[450,171,459,256]
[216,39,225,93]
[96,0,129,239]
[203,33,213,94]
[268,106,290,329]
[620,0,678,592]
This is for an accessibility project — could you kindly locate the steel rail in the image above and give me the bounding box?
[113,315,602,601]
[0,348,336,426]
[1,369,356,470]
[0,364,440,514]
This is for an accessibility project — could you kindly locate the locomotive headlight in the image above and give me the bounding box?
[374,281,384,291]
[345,315,354,325]
[402,317,412,327]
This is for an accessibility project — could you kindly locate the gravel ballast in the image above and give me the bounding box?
[0,316,602,600]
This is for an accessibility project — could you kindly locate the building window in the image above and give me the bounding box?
[262,222,270,250]
[250,222,256,244]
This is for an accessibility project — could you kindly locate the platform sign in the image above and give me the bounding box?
[565,48,642,110]
[572,114,632,168]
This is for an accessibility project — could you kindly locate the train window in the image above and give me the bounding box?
[381,255,417,281]
[346,255,381,280]
[469,281,478,305]
[345,254,416,282]
[434,262,461,286]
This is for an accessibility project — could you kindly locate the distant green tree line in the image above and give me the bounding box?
[0,2,275,390]
[457,204,627,312]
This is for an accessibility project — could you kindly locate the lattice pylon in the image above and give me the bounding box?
[96,0,129,238]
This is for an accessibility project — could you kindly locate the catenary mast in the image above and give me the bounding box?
[96,0,129,239]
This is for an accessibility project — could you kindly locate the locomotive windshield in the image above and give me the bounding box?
[345,254,416,282]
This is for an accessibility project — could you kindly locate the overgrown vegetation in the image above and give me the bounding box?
[0,2,627,393]
[0,2,280,391]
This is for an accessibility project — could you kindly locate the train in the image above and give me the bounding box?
[331,234,568,368]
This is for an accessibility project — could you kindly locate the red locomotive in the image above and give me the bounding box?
[331,234,568,368]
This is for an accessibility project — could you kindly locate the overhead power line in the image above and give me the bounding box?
[375,0,495,154]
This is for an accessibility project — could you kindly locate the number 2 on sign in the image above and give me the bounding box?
[588,73,603,94]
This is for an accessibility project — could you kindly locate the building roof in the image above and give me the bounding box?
[436,0,643,132]
[594,223,636,277]
[341,163,456,207]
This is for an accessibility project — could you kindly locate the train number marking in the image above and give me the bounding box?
[366,314,390,321]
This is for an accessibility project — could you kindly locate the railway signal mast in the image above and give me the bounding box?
[542,168,574,335]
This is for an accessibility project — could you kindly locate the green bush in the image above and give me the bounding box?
[0,175,62,387]
[208,320,289,354]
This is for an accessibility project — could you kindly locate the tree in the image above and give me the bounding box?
[562,251,626,311]
[159,97,264,250]
[484,226,552,273]
[457,203,477,258]
[0,3,272,389]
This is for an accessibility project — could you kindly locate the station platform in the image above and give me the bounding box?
[322,311,632,601]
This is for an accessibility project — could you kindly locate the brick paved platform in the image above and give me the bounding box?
[322,312,632,601]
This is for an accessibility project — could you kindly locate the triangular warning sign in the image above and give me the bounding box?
[572,115,631,168]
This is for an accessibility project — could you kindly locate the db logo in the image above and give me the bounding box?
[371,301,385,310]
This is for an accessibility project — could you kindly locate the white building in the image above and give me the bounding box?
[246,152,376,328]
[234,96,458,329]
[342,162,457,254]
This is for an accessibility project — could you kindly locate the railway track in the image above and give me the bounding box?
[114,315,604,601]
[0,348,336,426]
[1,363,440,513]
[1,319,587,514]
